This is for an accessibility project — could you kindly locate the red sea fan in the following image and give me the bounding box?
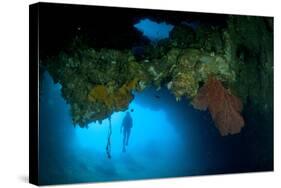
[192,77,244,136]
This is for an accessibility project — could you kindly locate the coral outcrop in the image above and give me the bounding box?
[42,16,272,137]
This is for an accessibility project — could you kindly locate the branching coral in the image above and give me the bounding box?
[192,77,245,136]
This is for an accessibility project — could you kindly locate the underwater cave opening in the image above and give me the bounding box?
[39,70,218,184]
[40,71,267,184]
[72,85,205,179]
[134,18,174,42]
[74,86,190,159]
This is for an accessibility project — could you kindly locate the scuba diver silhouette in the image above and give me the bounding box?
[121,111,133,152]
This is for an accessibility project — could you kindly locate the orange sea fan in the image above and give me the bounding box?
[192,77,244,136]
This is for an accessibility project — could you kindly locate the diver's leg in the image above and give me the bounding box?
[124,130,128,146]
[122,130,127,152]
[123,132,126,146]
[126,129,131,146]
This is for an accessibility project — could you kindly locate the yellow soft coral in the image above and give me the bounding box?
[125,78,138,90]
[88,79,138,111]
[88,85,108,102]
[112,79,138,110]
[88,85,114,108]
[113,87,133,110]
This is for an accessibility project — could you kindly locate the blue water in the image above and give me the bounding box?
[134,18,174,41]
[39,72,201,184]
[39,70,272,185]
